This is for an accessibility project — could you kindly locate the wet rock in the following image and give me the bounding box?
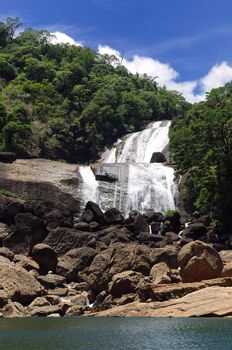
[73,222,90,231]
[0,202,24,224]
[126,211,149,233]
[150,152,167,163]
[0,223,9,243]
[178,240,223,282]
[32,243,57,274]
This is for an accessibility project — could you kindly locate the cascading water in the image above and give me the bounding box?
[78,120,176,216]
[79,166,99,204]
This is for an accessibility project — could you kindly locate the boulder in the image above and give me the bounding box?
[150,245,179,269]
[32,243,57,274]
[182,223,207,240]
[28,296,65,317]
[150,222,162,234]
[0,260,44,305]
[126,211,149,233]
[143,210,164,223]
[150,262,172,284]
[222,262,232,277]
[3,302,26,317]
[4,213,47,254]
[220,250,232,264]
[178,240,223,282]
[84,243,152,292]
[36,274,66,289]
[14,254,40,272]
[108,270,144,298]
[0,152,16,163]
[104,208,124,225]
[150,152,167,163]
[56,247,97,282]
[0,247,14,261]
[84,201,105,224]
[43,227,91,256]
[0,202,24,224]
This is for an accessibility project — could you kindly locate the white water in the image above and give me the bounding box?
[79,166,99,204]
[79,120,176,215]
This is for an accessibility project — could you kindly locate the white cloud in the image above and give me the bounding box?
[47,35,232,103]
[98,45,232,103]
[200,62,232,93]
[50,31,83,46]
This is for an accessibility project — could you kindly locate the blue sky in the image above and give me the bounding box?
[1,0,232,102]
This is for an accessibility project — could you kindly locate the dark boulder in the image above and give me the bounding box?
[150,152,167,163]
[182,223,207,240]
[56,247,97,282]
[43,227,91,256]
[32,243,58,274]
[85,201,105,224]
[143,210,164,223]
[104,208,124,225]
[0,152,16,163]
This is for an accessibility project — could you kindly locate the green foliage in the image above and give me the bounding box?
[170,82,232,232]
[164,210,181,226]
[0,17,189,162]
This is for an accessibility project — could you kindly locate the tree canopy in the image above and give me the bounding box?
[0,17,189,162]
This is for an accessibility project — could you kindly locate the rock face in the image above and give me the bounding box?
[108,271,144,298]
[0,159,81,212]
[89,286,232,317]
[178,241,223,282]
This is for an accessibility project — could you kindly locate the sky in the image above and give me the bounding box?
[1,0,232,102]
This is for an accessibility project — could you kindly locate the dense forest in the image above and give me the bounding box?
[170,83,232,232]
[0,17,189,163]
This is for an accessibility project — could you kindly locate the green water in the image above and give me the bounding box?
[0,317,231,350]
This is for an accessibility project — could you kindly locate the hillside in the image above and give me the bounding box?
[0,17,189,163]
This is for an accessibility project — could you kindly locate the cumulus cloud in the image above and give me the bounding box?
[50,31,83,46]
[48,34,232,103]
[98,45,232,103]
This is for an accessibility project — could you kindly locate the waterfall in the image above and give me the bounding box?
[79,120,176,216]
[79,166,99,204]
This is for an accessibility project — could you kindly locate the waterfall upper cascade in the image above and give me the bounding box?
[79,120,176,215]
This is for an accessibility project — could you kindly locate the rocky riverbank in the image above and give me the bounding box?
[0,192,232,317]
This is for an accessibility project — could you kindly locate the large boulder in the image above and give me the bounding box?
[150,152,167,163]
[80,201,105,224]
[4,213,48,254]
[0,260,44,305]
[178,240,223,282]
[84,243,152,292]
[32,243,57,274]
[150,245,179,269]
[0,152,16,163]
[104,208,124,225]
[125,211,149,233]
[56,247,97,282]
[108,270,144,298]
[43,227,91,256]
[182,223,207,240]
